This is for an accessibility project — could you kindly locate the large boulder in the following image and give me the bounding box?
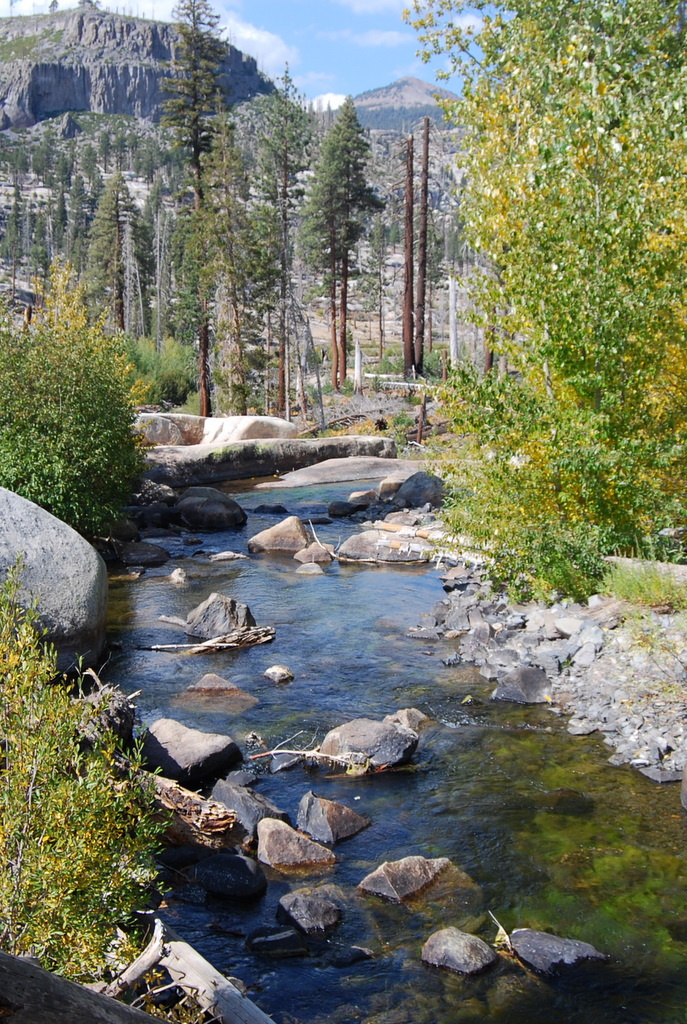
[510,929,605,973]
[422,928,497,975]
[248,516,310,554]
[319,717,418,768]
[176,489,247,531]
[257,818,336,869]
[297,792,369,844]
[391,471,444,509]
[119,541,170,566]
[358,855,450,901]
[293,543,334,565]
[142,718,241,784]
[0,487,108,671]
[193,852,267,898]
[337,530,433,564]
[185,592,256,638]
[211,779,289,839]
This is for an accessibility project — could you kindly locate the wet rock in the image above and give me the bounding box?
[185,592,256,638]
[120,541,170,566]
[510,929,605,973]
[383,707,430,731]
[168,567,188,585]
[157,844,215,871]
[270,752,302,772]
[254,503,289,514]
[492,666,551,704]
[208,550,249,562]
[319,717,418,768]
[176,489,247,531]
[277,887,342,935]
[264,664,294,683]
[193,852,267,898]
[257,818,336,869]
[187,672,242,693]
[142,718,241,785]
[328,500,365,517]
[293,542,334,564]
[297,791,369,843]
[325,945,374,967]
[246,926,309,957]
[296,563,325,575]
[248,516,310,554]
[358,855,451,902]
[211,779,289,839]
[422,927,497,975]
[391,471,444,510]
[224,770,258,786]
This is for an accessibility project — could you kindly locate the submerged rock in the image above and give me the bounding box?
[510,929,605,973]
[193,852,267,899]
[297,791,369,843]
[358,855,451,902]
[491,666,551,704]
[142,718,241,784]
[319,717,418,768]
[264,664,294,683]
[246,926,309,957]
[422,927,497,974]
[257,819,336,869]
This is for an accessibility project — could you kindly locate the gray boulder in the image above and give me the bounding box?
[142,718,241,784]
[130,479,177,506]
[358,855,451,901]
[193,852,267,898]
[422,927,497,974]
[263,664,294,683]
[328,500,364,518]
[391,471,444,509]
[185,592,256,638]
[277,888,342,935]
[510,929,605,973]
[211,779,289,839]
[0,487,108,671]
[257,818,336,869]
[119,541,170,566]
[293,542,334,564]
[297,791,369,843]
[337,530,432,564]
[319,717,418,768]
[248,516,310,554]
[492,666,551,703]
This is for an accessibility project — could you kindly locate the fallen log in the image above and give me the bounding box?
[150,774,248,849]
[0,948,159,1023]
[103,918,274,1024]
[372,521,434,539]
[141,626,275,654]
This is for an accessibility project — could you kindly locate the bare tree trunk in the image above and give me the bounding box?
[339,250,349,383]
[414,116,429,375]
[329,244,339,389]
[448,272,459,365]
[264,314,272,415]
[403,134,414,377]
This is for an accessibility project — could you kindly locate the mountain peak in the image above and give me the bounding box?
[353,76,458,131]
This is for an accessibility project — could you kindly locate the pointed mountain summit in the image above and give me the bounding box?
[353,76,459,131]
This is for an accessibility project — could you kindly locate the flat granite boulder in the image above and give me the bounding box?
[257,818,336,869]
[510,929,605,973]
[142,718,241,785]
[337,530,433,564]
[248,516,310,554]
[358,855,451,902]
[186,592,256,638]
[297,791,369,844]
[319,717,418,768]
[0,487,108,671]
[211,779,289,839]
[422,928,497,974]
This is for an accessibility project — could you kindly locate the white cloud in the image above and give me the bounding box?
[221,12,299,77]
[353,29,412,46]
[335,0,406,12]
[311,92,347,111]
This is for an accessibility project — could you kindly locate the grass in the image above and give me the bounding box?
[603,557,687,613]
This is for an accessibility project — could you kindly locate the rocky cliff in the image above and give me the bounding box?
[0,7,272,129]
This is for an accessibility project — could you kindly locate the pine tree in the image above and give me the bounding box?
[301,97,381,387]
[163,0,227,415]
[255,69,312,417]
[87,173,145,332]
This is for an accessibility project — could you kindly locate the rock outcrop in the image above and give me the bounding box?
[0,8,272,129]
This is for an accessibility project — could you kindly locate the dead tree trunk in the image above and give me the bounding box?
[403,133,414,377]
[414,116,429,375]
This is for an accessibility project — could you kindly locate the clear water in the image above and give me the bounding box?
[103,481,687,1024]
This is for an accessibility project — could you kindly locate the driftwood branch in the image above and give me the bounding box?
[150,774,248,849]
[101,918,274,1024]
[141,626,275,654]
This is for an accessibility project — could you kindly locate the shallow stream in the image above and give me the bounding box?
[104,480,687,1024]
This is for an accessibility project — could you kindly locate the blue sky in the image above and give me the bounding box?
[1,0,461,105]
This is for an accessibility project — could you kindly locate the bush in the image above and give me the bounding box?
[0,567,162,981]
[0,264,144,535]
[603,559,687,612]
[125,335,197,408]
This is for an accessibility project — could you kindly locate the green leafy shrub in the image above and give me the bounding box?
[0,567,162,981]
[603,559,687,612]
[125,335,197,408]
[0,264,144,535]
